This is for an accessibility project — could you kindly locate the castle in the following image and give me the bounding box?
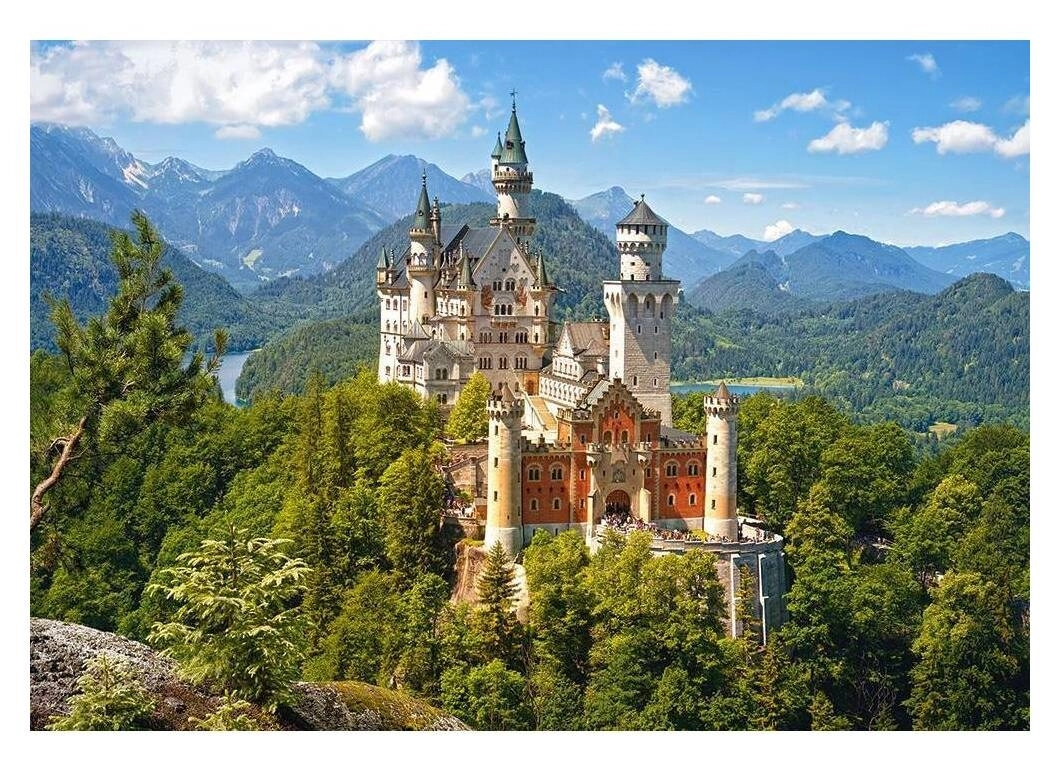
[377,99,787,640]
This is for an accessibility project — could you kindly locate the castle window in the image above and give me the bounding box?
[499,357,509,369]
[665,461,678,477]
[437,393,448,405]
[385,365,390,376]
[530,499,539,512]
[579,434,586,445]
[515,356,527,370]
[516,331,528,343]
[553,498,561,511]
[645,467,652,477]
[712,466,717,477]
[637,325,641,335]
[653,378,658,387]
[550,466,564,481]
[621,431,629,444]
[528,466,541,481]
[688,462,700,476]
[494,491,498,501]
[689,493,697,506]
[632,375,639,387]
[603,431,612,444]
[713,434,718,445]
[580,469,585,480]
[667,494,675,507]
[495,425,499,436]
[499,332,509,343]
[494,458,498,467]
[711,499,716,510]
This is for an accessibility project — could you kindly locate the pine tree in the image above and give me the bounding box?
[32,210,226,532]
[445,371,491,442]
[147,528,311,712]
[475,541,521,666]
[48,654,155,731]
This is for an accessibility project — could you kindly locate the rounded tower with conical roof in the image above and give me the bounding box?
[485,382,525,558]
[408,173,439,326]
[704,382,739,539]
[603,195,681,425]
[490,94,535,242]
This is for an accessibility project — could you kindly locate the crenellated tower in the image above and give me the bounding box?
[704,382,739,539]
[603,195,681,425]
[407,173,439,326]
[490,94,535,243]
[485,382,525,558]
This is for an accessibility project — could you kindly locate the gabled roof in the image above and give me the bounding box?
[405,321,430,341]
[565,321,609,357]
[617,195,666,227]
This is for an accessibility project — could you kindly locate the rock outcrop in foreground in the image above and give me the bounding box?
[30,618,468,731]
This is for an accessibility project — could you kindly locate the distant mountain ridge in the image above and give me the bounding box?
[567,186,737,285]
[904,233,1029,290]
[328,154,493,222]
[689,231,958,313]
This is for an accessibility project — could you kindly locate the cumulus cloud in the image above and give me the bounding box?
[703,195,722,205]
[629,58,692,108]
[763,220,795,241]
[30,40,472,143]
[995,120,1030,158]
[603,62,626,82]
[753,88,853,123]
[1004,94,1030,116]
[807,121,889,154]
[743,193,764,205]
[912,119,1030,158]
[589,104,624,142]
[781,202,800,210]
[909,200,1005,218]
[214,124,261,140]
[950,96,982,113]
[908,52,940,77]
[331,40,470,141]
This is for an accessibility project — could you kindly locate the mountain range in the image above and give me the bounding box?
[903,233,1029,290]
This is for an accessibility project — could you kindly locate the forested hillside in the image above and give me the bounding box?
[30,213,281,352]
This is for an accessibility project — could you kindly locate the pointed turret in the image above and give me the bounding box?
[536,252,549,288]
[714,381,731,400]
[376,246,389,270]
[501,103,528,164]
[457,248,473,290]
[491,93,535,240]
[412,173,431,232]
[491,132,503,160]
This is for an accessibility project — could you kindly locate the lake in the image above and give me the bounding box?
[214,350,257,405]
[671,381,800,397]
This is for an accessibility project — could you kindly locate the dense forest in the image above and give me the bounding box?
[30,216,1029,731]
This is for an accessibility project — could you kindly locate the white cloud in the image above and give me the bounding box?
[470,125,487,138]
[753,88,851,122]
[807,121,889,154]
[950,96,982,113]
[763,220,795,241]
[781,202,800,210]
[31,40,472,143]
[703,195,722,205]
[629,58,692,108]
[743,193,764,205]
[909,200,1005,218]
[1004,94,1030,116]
[31,40,331,127]
[908,52,940,77]
[912,119,1030,158]
[589,104,624,143]
[712,178,808,190]
[214,124,261,140]
[331,41,470,141]
[603,62,626,82]
[995,120,1030,158]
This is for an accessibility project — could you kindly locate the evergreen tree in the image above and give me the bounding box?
[33,210,226,532]
[147,528,310,712]
[48,653,155,731]
[378,447,447,583]
[475,541,522,667]
[445,371,491,442]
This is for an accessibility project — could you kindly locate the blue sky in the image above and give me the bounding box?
[30,37,1029,246]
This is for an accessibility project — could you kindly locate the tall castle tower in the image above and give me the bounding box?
[490,94,535,243]
[407,173,439,327]
[704,382,739,539]
[603,195,681,425]
[485,383,524,558]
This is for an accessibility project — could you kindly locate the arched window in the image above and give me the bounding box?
[553,497,562,511]
[689,493,697,506]
[603,431,613,444]
[530,498,539,512]
[688,462,700,476]
[528,466,541,481]
[621,430,629,444]
[632,375,639,387]
[665,461,679,477]
[550,465,564,481]
[667,494,675,507]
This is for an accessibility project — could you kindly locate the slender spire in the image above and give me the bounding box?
[376,246,389,270]
[501,99,527,164]
[457,246,473,289]
[412,172,431,229]
[536,252,549,287]
[491,132,503,159]
[714,381,731,400]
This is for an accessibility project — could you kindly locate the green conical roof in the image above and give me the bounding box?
[412,173,431,229]
[500,105,528,164]
[458,250,473,289]
[491,132,503,159]
[376,246,389,270]
[536,252,549,287]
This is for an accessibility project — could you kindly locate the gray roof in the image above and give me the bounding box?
[660,425,699,442]
[565,321,609,357]
[583,378,612,408]
[617,195,666,227]
[412,177,431,229]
